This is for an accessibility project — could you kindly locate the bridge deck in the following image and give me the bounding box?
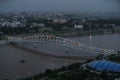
[7,35,116,55]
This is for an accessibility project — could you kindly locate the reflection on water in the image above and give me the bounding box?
[89,35,92,45]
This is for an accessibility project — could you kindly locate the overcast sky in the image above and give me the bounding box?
[0,0,120,13]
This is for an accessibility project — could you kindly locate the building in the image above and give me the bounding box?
[74,24,83,32]
[53,19,67,24]
[88,60,120,73]
[112,26,120,31]
[74,24,83,29]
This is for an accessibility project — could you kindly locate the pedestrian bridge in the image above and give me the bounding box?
[7,35,115,55]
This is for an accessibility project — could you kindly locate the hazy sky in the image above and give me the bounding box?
[0,0,120,13]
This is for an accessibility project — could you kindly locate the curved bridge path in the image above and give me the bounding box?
[7,35,116,57]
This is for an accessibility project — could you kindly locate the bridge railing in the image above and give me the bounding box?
[18,35,115,55]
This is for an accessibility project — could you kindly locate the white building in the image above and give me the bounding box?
[30,23,45,28]
[74,24,83,29]
[53,19,67,24]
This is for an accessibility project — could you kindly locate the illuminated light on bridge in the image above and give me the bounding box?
[7,35,116,56]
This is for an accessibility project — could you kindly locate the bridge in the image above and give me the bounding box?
[7,35,116,56]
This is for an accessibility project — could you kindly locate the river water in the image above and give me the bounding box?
[69,33,120,51]
[0,33,120,80]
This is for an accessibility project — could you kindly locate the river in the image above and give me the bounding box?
[69,33,120,51]
[0,33,120,80]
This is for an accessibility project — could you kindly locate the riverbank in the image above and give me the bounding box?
[2,30,120,39]
[20,60,120,80]
[58,31,120,38]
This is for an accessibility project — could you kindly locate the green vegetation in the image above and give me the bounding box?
[20,62,120,80]
[107,54,120,63]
